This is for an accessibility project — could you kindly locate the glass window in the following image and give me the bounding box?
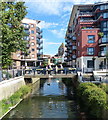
[88,35,95,43]
[31,36,34,40]
[31,42,35,46]
[32,54,35,58]
[31,24,34,27]
[31,30,34,34]
[87,47,94,55]
[87,60,94,68]
[103,13,108,18]
[32,49,35,51]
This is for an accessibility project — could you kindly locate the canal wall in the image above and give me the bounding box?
[0,76,25,101]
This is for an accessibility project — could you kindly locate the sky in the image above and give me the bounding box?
[24,0,107,56]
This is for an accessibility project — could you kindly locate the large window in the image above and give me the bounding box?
[87,47,94,55]
[103,13,108,18]
[88,35,95,43]
[87,60,94,68]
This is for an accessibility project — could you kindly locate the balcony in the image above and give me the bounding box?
[80,19,96,23]
[37,46,43,50]
[24,30,30,35]
[36,34,42,39]
[69,43,72,46]
[37,52,43,56]
[23,36,30,41]
[98,51,106,57]
[72,46,77,50]
[79,12,94,16]
[23,24,30,29]
[69,50,72,53]
[72,36,76,41]
[37,40,43,44]
[68,27,72,33]
[67,34,72,39]
[36,27,42,33]
[26,44,30,48]
[99,38,108,45]
[72,55,76,59]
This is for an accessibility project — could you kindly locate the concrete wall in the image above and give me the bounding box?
[0,76,25,101]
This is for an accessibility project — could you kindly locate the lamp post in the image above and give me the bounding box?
[92,56,96,71]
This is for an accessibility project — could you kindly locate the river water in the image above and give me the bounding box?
[3,78,80,119]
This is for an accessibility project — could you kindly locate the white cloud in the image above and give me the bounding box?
[50,28,66,38]
[38,21,58,29]
[46,42,61,45]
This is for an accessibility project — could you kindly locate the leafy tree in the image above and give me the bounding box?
[1,2,27,68]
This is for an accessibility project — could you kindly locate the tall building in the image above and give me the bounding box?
[65,2,108,72]
[12,18,43,68]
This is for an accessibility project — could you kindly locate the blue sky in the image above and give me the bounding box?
[24,0,106,56]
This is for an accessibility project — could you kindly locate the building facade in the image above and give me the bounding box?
[65,2,108,72]
[12,18,43,68]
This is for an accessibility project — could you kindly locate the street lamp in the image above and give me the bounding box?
[92,56,96,71]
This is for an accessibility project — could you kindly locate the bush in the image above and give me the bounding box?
[77,82,107,118]
[98,83,108,93]
[0,85,31,118]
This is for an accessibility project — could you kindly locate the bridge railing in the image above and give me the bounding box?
[24,67,77,75]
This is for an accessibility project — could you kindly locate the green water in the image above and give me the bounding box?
[3,78,80,119]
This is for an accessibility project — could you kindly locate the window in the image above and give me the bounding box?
[103,13,108,18]
[32,54,35,58]
[31,42,35,46]
[31,24,34,27]
[32,48,35,51]
[87,47,94,55]
[31,36,34,40]
[88,35,95,43]
[31,30,34,34]
[87,60,94,68]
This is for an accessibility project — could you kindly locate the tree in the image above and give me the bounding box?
[1,2,27,68]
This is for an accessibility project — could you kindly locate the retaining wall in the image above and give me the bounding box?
[0,76,25,101]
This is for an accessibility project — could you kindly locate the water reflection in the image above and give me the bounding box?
[3,78,79,119]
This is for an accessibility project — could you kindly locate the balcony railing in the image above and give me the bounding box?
[72,55,76,59]
[72,46,77,50]
[23,24,30,29]
[37,40,43,44]
[98,51,106,57]
[80,19,97,23]
[36,27,42,33]
[99,38,108,44]
[26,44,30,48]
[23,36,30,41]
[24,30,30,35]
[72,36,76,41]
[36,34,42,39]
[79,12,94,16]
[37,52,43,56]
[37,46,43,50]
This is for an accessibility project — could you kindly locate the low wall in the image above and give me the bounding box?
[0,76,25,101]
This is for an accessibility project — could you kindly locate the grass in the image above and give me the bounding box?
[0,85,31,118]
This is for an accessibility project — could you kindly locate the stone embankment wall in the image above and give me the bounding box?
[0,76,25,101]
[0,77,40,101]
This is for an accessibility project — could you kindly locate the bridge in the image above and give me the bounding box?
[24,73,77,79]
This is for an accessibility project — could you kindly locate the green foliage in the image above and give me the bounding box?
[0,85,31,118]
[98,83,108,93]
[1,2,27,67]
[77,82,107,118]
[98,32,104,37]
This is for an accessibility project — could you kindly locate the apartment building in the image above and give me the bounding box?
[12,18,43,68]
[65,2,108,72]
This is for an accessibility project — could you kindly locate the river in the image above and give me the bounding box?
[3,78,80,119]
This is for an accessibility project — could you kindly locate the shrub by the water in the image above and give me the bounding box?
[77,82,107,118]
[0,85,31,118]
